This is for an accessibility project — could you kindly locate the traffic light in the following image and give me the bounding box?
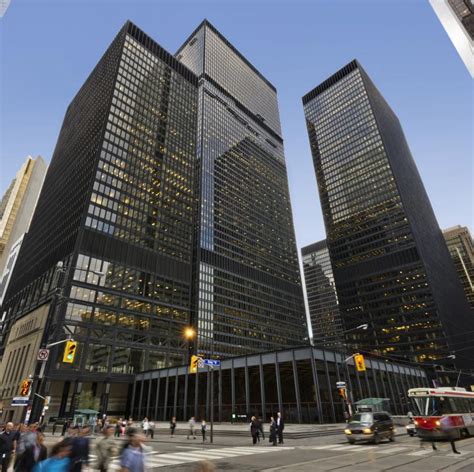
[189,355,200,374]
[338,388,347,400]
[354,353,366,372]
[63,340,78,363]
[19,379,32,396]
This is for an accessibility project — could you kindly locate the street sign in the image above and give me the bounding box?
[37,348,50,362]
[204,359,221,367]
[336,381,346,389]
[12,396,29,406]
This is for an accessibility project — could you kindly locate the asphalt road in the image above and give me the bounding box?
[74,431,474,471]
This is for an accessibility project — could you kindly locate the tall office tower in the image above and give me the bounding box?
[443,225,474,309]
[176,21,307,356]
[302,60,474,368]
[301,240,343,345]
[0,21,197,420]
[0,156,47,308]
[0,156,47,275]
[429,0,473,77]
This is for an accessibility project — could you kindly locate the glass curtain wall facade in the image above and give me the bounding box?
[176,21,307,357]
[132,346,428,424]
[443,226,474,309]
[302,240,343,345]
[302,60,474,368]
[1,21,198,397]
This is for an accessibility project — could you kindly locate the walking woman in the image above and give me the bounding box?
[250,416,259,445]
[269,417,277,446]
[170,417,177,438]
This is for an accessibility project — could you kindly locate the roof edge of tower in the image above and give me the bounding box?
[175,19,277,93]
[301,239,327,256]
[123,20,198,86]
[302,59,360,105]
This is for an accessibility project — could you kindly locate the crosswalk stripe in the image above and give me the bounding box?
[172,450,242,458]
[101,444,292,469]
[375,446,408,454]
[329,445,368,451]
[148,457,194,465]
[311,444,377,451]
[407,449,433,456]
[445,451,471,457]
[312,445,345,450]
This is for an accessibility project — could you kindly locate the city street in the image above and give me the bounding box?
[41,428,474,471]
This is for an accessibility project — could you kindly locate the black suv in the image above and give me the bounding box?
[344,412,395,444]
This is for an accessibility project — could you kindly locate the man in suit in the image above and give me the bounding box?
[276,411,285,444]
[0,422,16,472]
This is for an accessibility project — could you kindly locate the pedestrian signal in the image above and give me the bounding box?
[338,388,347,400]
[19,379,32,396]
[189,355,200,374]
[354,353,366,372]
[63,340,78,363]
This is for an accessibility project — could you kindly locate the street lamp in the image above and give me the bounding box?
[183,326,216,444]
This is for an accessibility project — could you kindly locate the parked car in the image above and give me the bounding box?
[344,412,395,444]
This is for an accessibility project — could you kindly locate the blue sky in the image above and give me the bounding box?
[1,0,472,250]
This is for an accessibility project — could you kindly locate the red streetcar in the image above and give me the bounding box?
[408,387,474,440]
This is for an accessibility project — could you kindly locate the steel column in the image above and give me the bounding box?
[173,368,179,418]
[154,372,161,421]
[231,359,235,416]
[322,349,336,422]
[292,351,302,424]
[259,356,266,421]
[275,352,283,413]
[146,374,152,418]
[244,358,250,416]
[183,369,189,421]
[309,348,323,424]
[218,365,222,422]
[162,375,169,421]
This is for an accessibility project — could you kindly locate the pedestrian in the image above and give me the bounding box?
[52,422,58,436]
[148,421,154,439]
[276,412,284,444]
[115,420,122,438]
[15,424,37,470]
[170,417,177,437]
[95,418,102,436]
[187,417,196,440]
[95,425,116,472]
[0,422,17,472]
[14,432,47,472]
[120,431,146,472]
[257,417,265,440]
[33,440,71,472]
[61,421,69,437]
[269,417,277,446]
[141,417,149,437]
[250,417,259,445]
[68,425,90,472]
[201,420,207,443]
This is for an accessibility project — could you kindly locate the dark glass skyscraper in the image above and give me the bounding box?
[301,240,343,345]
[443,225,474,310]
[176,21,307,357]
[302,60,474,368]
[1,21,198,414]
